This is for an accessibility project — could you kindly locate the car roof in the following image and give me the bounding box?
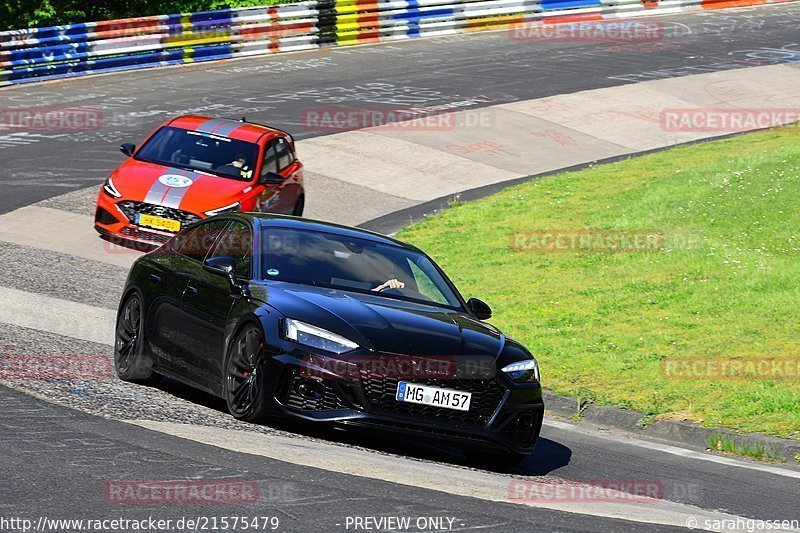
[167,115,283,144]
[229,213,423,252]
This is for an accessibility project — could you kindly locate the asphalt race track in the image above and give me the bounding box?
[1,386,693,533]
[1,4,800,532]
[3,5,800,213]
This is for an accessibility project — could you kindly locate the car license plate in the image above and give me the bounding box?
[136,213,181,232]
[396,382,471,411]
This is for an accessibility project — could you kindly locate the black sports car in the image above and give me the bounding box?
[115,213,543,466]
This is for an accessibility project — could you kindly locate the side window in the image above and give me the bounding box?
[209,221,252,278]
[178,220,230,262]
[276,137,295,170]
[261,142,279,176]
[407,259,449,305]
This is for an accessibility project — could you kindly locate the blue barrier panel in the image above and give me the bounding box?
[540,0,601,9]
[5,43,234,83]
[393,7,458,22]
[3,42,92,64]
[191,9,236,25]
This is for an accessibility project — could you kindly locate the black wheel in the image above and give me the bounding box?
[224,325,269,422]
[463,448,530,470]
[114,293,154,381]
[291,195,304,217]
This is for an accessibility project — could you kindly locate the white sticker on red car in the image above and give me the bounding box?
[158,174,193,188]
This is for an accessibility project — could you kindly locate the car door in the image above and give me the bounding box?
[179,219,253,383]
[255,136,301,214]
[145,225,212,368]
[153,219,229,384]
[274,136,302,214]
[255,139,282,213]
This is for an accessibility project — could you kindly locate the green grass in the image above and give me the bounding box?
[398,126,800,439]
[706,433,784,463]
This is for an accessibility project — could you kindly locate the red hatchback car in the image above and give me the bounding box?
[95,115,305,247]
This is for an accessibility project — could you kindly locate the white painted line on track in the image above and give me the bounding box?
[544,419,800,480]
[0,286,115,346]
[130,420,754,532]
[298,130,520,202]
[0,205,140,269]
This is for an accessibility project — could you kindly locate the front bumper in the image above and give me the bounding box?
[94,192,198,248]
[262,353,544,454]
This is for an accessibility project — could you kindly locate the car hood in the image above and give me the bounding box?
[253,282,505,357]
[112,159,253,213]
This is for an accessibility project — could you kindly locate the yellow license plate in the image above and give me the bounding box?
[136,214,181,232]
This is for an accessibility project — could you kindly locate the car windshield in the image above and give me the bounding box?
[259,228,464,309]
[136,126,258,181]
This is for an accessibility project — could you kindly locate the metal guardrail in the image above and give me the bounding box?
[0,4,321,86]
[0,0,785,87]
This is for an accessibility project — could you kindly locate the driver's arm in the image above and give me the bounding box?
[372,279,405,292]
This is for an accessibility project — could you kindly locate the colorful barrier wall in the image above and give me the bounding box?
[0,0,790,87]
[0,4,321,86]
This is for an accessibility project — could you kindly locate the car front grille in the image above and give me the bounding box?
[119,226,172,245]
[360,376,507,426]
[117,201,201,229]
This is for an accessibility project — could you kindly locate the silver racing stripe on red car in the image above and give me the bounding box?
[196,118,242,137]
[143,168,196,209]
[160,173,195,209]
[142,179,170,205]
[194,118,228,134]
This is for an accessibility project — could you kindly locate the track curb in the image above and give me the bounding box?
[544,391,800,467]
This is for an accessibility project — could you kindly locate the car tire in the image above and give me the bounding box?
[224,324,269,423]
[291,195,304,217]
[114,293,154,381]
[462,448,530,470]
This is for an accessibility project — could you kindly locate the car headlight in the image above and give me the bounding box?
[283,318,359,354]
[501,358,540,383]
[204,202,241,216]
[103,176,122,198]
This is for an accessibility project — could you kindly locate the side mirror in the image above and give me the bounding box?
[120,143,136,157]
[259,171,284,186]
[203,255,237,286]
[466,298,492,320]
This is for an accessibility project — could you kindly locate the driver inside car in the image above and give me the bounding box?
[373,278,405,292]
[230,154,248,169]
[216,153,250,176]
